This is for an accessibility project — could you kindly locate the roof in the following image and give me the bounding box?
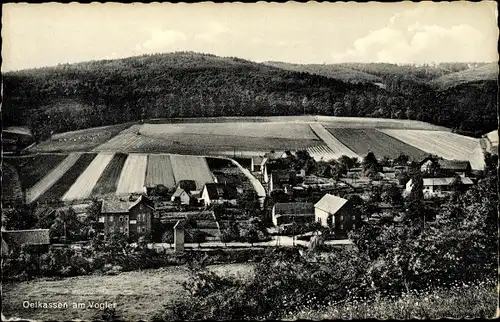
[172,187,189,198]
[101,195,152,213]
[271,170,294,183]
[264,151,285,160]
[3,229,50,246]
[486,130,498,144]
[273,202,314,216]
[314,194,349,215]
[438,159,471,170]
[252,156,266,164]
[203,183,238,200]
[3,126,33,137]
[422,177,474,186]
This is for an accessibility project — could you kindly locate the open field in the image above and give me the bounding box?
[145,154,177,189]
[1,263,253,321]
[170,155,214,190]
[30,123,135,152]
[309,123,359,159]
[61,153,115,201]
[6,154,68,191]
[91,153,128,196]
[37,153,97,203]
[380,129,485,170]
[95,131,320,155]
[327,128,429,160]
[26,153,83,204]
[316,116,449,131]
[140,122,319,139]
[2,163,23,203]
[115,154,148,195]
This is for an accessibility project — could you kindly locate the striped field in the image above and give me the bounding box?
[145,154,176,189]
[115,154,148,195]
[170,155,214,190]
[61,153,115,201]
[91,153,128,196]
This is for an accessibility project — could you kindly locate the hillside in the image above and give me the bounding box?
[431,63,499,90]
[2,52,497,142]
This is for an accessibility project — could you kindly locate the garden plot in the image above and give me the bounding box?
[145,154,177,189]
[26,153,83,204]
[61,153,115,201]
[327,128,428,160]
[115,154,148,195]
[380,129,484,169]
[169,155,214,190]
[306,145,338,161]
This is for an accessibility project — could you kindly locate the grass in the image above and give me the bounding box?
[91,153,128,196]
[1,263,253,321]
[5,154,68,190]
[288,281,497,320]
[37,153,97,202]
[326,128,429,160]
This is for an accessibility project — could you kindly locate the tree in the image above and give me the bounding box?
[381,184,403,205]
[243,227,259,247]
[394,154,410,166]
[362,152,382,177]
[192,229,206,248]
[161,229,175,248]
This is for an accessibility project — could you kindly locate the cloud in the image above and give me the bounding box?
[195,21,229,42]
[136,28,187,52]
[333,9,495,63]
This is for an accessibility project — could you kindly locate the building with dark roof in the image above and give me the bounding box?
[405,177,474,198]
[420,158,472,177]
[170,187,191,206]
[2,229,50,253]
[200,183,238,206]
[272,202,315,226]
[99,195,154,241]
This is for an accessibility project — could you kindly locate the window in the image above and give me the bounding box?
[109,216,114,222]
[125,216,129,221]
[125,228,128,233]
[141,228,146,233]
[119,227,124,233]
[119,216,123,222]
[109,227,114,233]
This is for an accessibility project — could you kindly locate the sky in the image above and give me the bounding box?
[2,2,498,71]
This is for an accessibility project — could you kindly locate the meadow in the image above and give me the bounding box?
[1,263,254,322]
[91,153,128,196]
[6,154,68,191]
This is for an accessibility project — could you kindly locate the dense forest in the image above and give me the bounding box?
[2,52,497,142]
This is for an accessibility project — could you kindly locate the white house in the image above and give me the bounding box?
[200,183,238,206]
[314,194,357,230]
[170,187,191,206]
[405,177,474,197]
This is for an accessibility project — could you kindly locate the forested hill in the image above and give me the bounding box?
[3,52,497,142]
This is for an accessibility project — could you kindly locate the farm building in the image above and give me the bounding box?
[98,195,154,241]
[264,151,288,160]
[405,177,474,198]
[170,187,191,206]
[2,229,50,253]
[272,202,315,226]
[200,183,238,206]
[420,158,472,177]
[314,194,360,231]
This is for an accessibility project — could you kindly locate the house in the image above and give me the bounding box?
[250,156,268,173]
[98,195,154,241]
[405,177,474,197]
[170,187,191,206]
[2,229,50,253]
[272,202,315,226]
[420,158,472,177]
[200,183,238,206]
[264,151,287,160]
[314,194,359,231]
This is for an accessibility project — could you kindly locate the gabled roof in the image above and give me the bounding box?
[437,159,471,171]
[203,183,238,200]
[314,194,349,215]
[273,202,314,215]
[172,187,189,198]
[264,151,285,160]
[422,177,473,186]
[101,195,152,213]
[3,229,50,246]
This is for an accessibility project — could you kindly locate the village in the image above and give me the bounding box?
[2,140,487,256]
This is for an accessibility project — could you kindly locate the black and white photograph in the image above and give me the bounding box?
[1,2,498,320]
